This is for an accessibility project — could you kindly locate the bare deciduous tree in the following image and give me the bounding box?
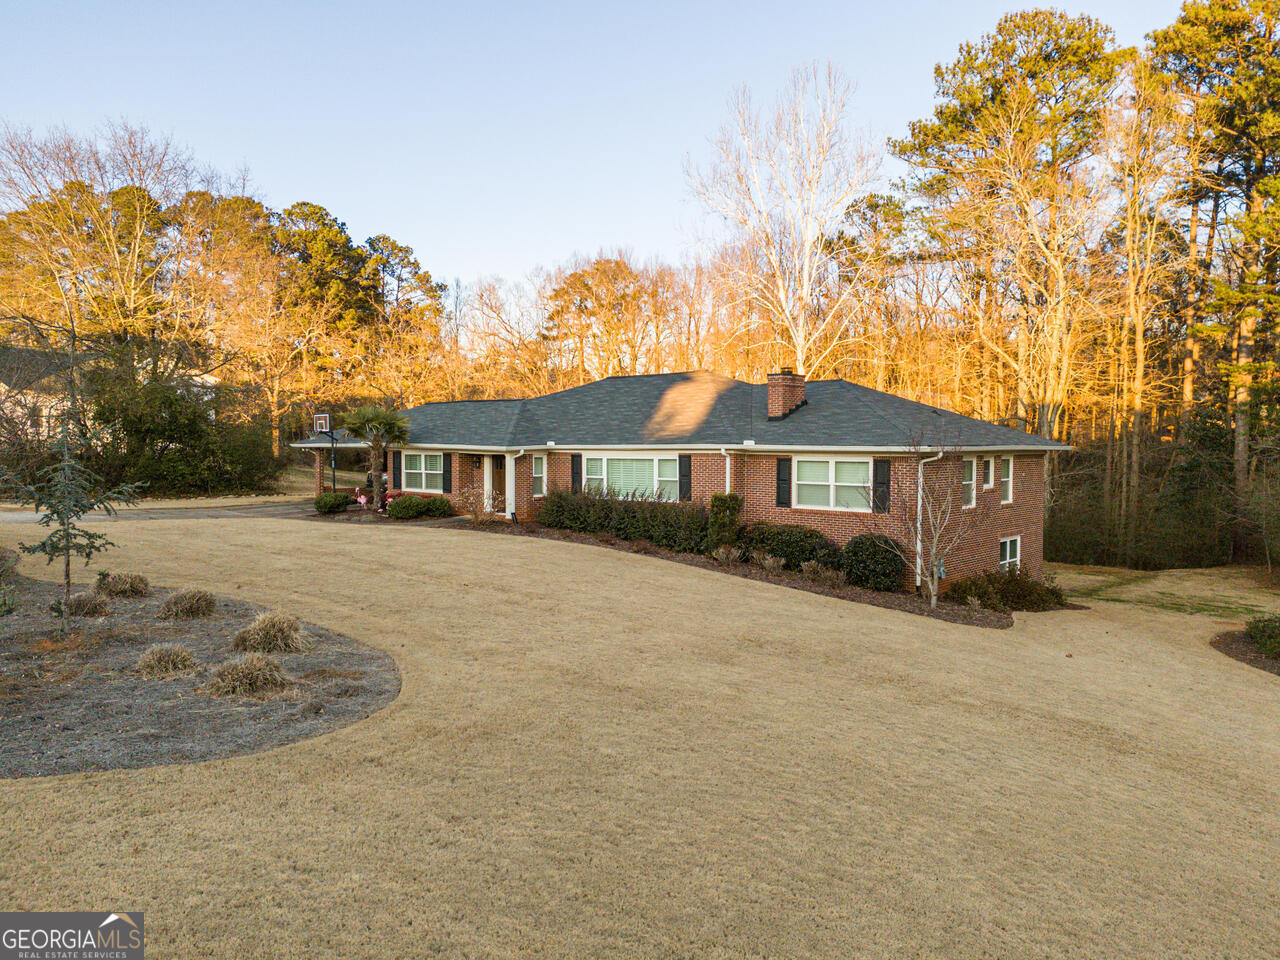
[689,62,881,378]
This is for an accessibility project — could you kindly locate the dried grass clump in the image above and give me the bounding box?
[65,591,110,617]
[749,550,785,574]
[710,545,742,565]
[232,611,310,653]
[800,560,845,588]
[96,571,150,597]
[207,653,291,698]
[158,589,217,620]
[137,644,199,677]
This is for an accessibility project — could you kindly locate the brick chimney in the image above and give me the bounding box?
[767,367,806,420]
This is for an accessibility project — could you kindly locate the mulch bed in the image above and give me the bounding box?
[464,521,1017,629]
[1211,630,1280,678]
[0,575,399,778]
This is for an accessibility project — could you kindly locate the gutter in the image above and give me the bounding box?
[915,450,944,589]
[719,448,731,495]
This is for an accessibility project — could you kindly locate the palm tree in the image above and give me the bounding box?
[341,406,408,510]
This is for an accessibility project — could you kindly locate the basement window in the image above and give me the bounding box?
[999,536,1020,573]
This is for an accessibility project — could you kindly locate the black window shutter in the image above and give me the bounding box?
[873,458,891,513]
[570,453,582,493]
[391,451,402,490]
[442,453,452,493]
[776,457,791,507]
[678,454,692,501]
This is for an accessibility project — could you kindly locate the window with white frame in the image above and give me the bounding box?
[584,454,679,500]
[531,455,545,497]
[999,456,1013,503]
[794,458,872,511]
[999,536,1020,572]
[983,457,995,488]
[962,457,976,508]
[403,452,443,492]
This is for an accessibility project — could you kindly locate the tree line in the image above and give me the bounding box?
[2,1,1277,567]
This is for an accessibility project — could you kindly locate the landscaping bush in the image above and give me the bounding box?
[801,560,846,588]
[233,610,310,653]
[738,522,840,571]
[63,591,110,617]
[95,571,150,597]
[537,490,710,554]
[841,534,907,592]
[207,653,291,697]
[710,544,742,564]
[941,569,1066,612]
[159,589,217,620]
[707,493,743,549]
[1245,614,1280,658]
[750,550,786,573]
[314,492,354,514]
[386,494,454,519]
[137,644,198,677]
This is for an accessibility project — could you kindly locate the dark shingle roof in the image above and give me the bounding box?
[0,346,75,392]
[293,372,1069,451]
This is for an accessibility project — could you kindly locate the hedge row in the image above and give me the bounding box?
[535,491,907,591]
[387,494,454,519]
[536,490,710,553]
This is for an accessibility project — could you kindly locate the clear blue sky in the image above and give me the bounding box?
[7,0,1183,286]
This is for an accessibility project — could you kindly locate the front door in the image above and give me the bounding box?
[491,454,506,513]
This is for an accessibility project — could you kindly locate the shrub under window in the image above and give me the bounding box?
[387,494,454,519]
[841,534,906,591]
[536,490,709,553]
[738,522,840,571]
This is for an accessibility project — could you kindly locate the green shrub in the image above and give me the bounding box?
[159,588,217,620]
[941,569,1065,612]
[841,534,906,592]
[738,522,840,571]
[537,490,710,553]
[232,610,310,653]
[386,494,454,519]
[137,644,198,677]
[0,584,14,617]
[0,546,18,580]
[207,653,291,698]
[95,571,150,597]
[707,493,743,549]
[1245,614,1280,658]
[314,492,354,514]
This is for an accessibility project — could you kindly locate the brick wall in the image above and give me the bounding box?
[382,445,1045,581]
[730,452,1044,580]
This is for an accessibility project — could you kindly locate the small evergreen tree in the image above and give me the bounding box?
[10,421,142,637]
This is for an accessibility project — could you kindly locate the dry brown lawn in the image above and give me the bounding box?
[2,517,1278,958]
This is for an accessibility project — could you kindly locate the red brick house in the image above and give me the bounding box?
[297,370,1066,582]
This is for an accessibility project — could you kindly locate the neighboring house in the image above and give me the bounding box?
[0,345,77,437]
[294,370,1068,581]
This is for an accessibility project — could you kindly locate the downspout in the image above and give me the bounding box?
[916,450,944,589]
[719,448,731,495]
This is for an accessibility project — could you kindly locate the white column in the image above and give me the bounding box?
[505,454,517,519]
[482,455,493,512]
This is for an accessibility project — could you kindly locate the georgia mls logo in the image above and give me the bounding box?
[1,911,144,959]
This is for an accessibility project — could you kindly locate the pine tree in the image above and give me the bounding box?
[11,420,142,637]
